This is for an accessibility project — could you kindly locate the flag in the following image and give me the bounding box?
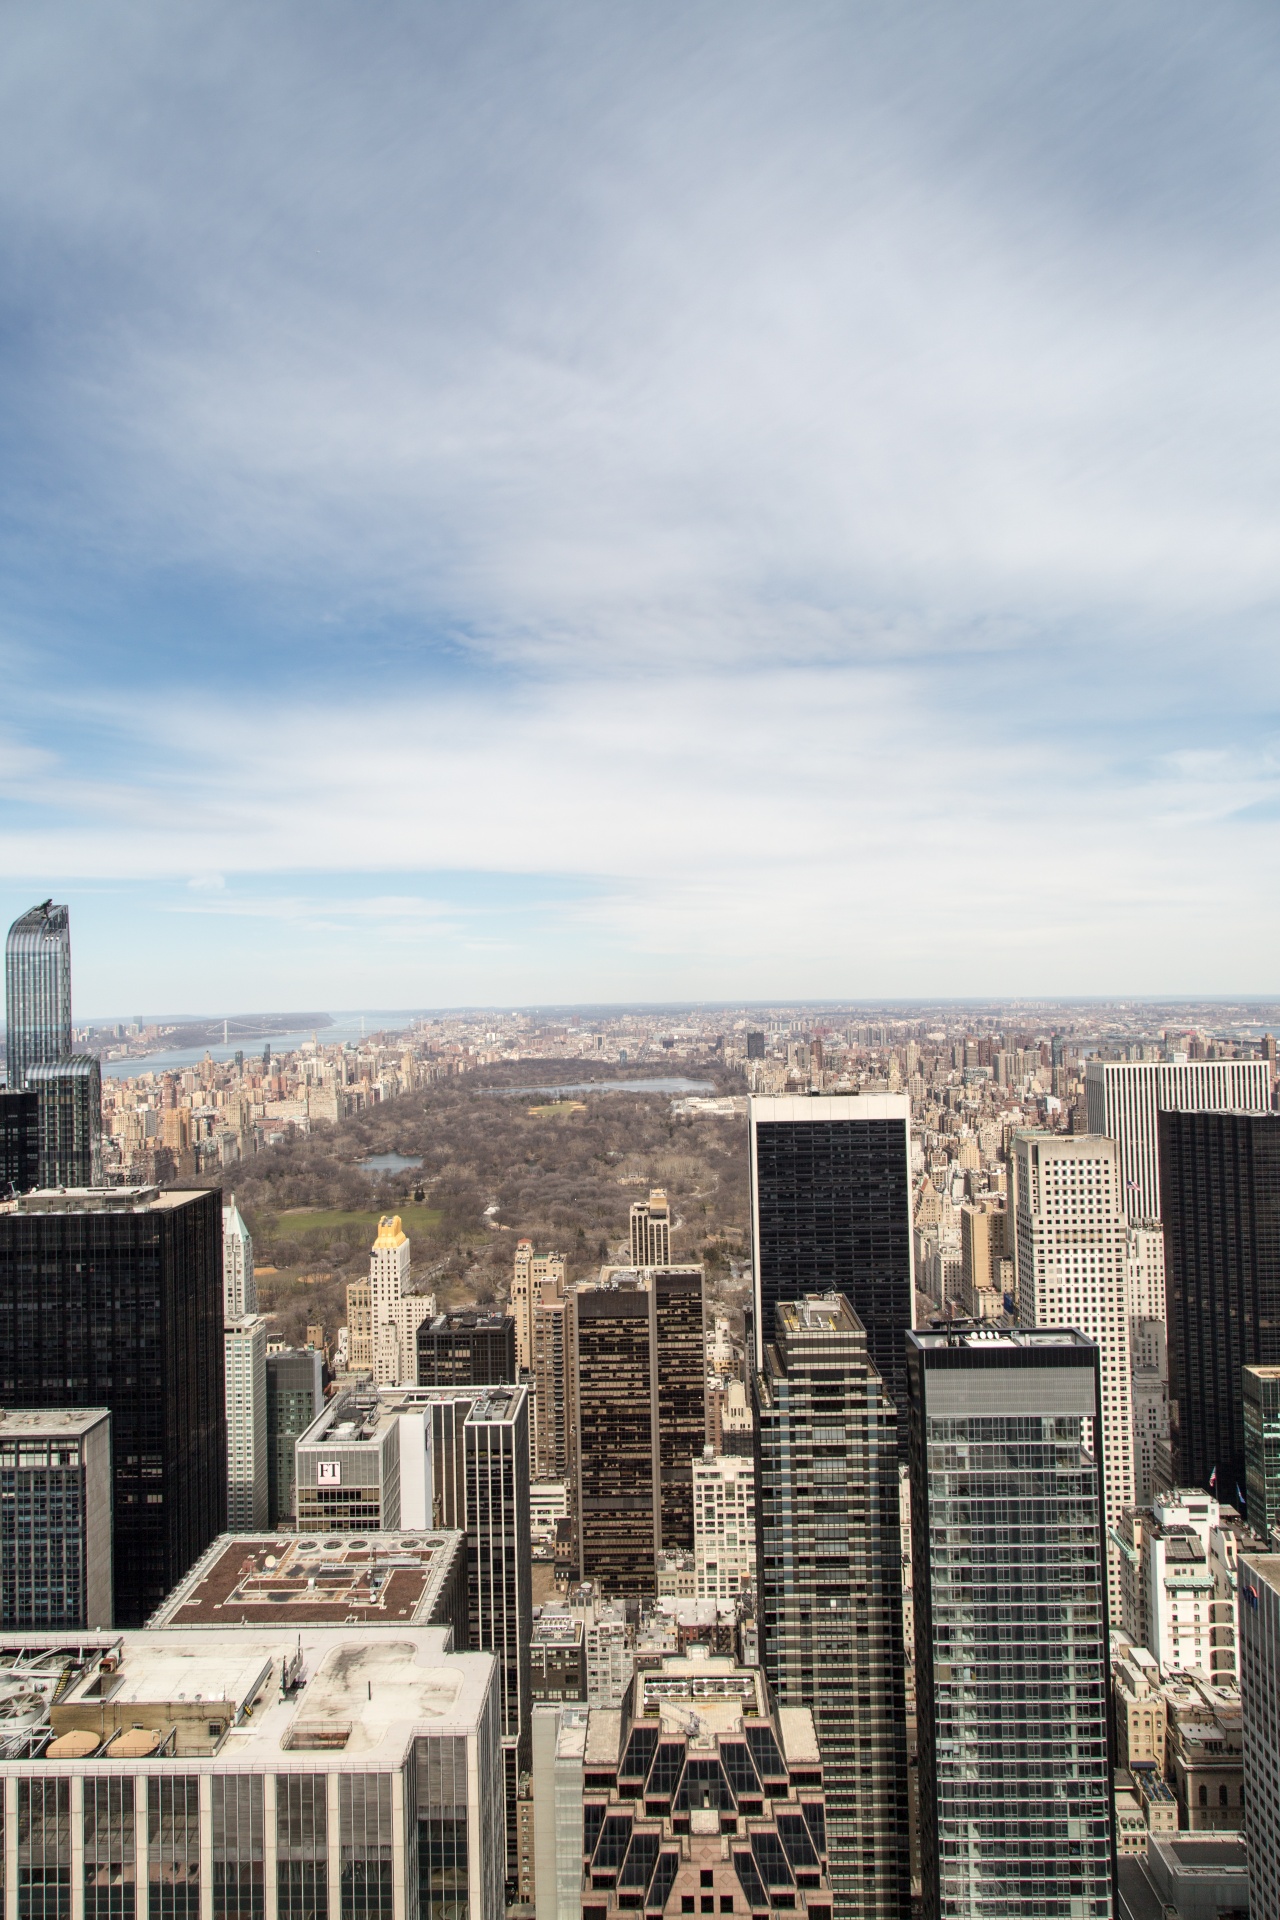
[1209,1466,1217,1490]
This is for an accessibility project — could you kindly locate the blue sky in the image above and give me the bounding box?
[3,2,1280,1014]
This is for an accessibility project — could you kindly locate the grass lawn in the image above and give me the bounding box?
[272,1203,444,1239]
[526,1101,587,1119]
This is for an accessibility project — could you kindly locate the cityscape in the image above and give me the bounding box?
[0,898,1276,1919]
[4,10,1277,1920]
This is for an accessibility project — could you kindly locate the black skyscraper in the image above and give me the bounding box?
[418,1309,516,1386]
[1160,1110,1280,1500]
[749,1095,914,1415]
[0,1186,226,1624]
[0,1092,38,1195]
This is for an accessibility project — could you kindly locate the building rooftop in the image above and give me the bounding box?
[36,1628,496,1769]
[909,1325,1096,1353]
[0,1408,109,1438]
[148,1531,465,1629]
[299,1384,525,1452]
[0,1188,204,1215]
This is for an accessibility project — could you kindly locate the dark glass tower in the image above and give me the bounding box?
[1159,1110,1280,1498]
[25,1057,102,1187]
[0,1186,226,1624]
[4,901,72,1090]
[572,1266,706,1593]
[755,1294,910,1920]
[417,1309,516,1386]
[908,1327,1116,1920]
[265,1345,324,1525]
[750,1095,914,1416]
[0,1091,38,1195]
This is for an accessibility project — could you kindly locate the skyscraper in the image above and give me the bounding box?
[0,1185,225,1624]
[418,1309,516,1386]
[573,1266,706,1592]
[0,1089,37,1195]
[222,1193,255,1317]
[265,1344,323,1525]
[368,1212,436,1384]
[748,1095,913,1420]
[1245,1365,1280,1546]
[225,1314,269,1529]
[1160,1110,1280,1498]
[629,1188,672,1266]
[511,1241,565,1372]
[755,1294,910,1920]
[1239,1551,1280,1920]
[1084,1057,1270,1223]
[1011,1130,1134,1611]
[531,1282,573,1482]
[908,1325,1116,1920]
[4,900,71,1090]
[0,1406,112,1628]
[25,1056,102,1187]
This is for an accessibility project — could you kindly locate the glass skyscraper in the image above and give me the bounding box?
[907,1326,1116,1920]
[755,1293,911,1920]
[749,1096,913,1422]
[25,1055,102,1186]
[4,900,72,1090]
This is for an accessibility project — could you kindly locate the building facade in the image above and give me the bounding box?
[369,1215,436,1386]
[573,1269,705,1593]
[1159,1110,1280,1499]
[1239,1551,1280,1920]
[1245,1364,1280,1545]
[692,1448,756,1601]
[0,1089,38,1195]
[907,1326,1116,1920]
[26,1056,102,1188]
[1084,1057,1271,1224]
[748,1096,913,1424]
[417,1311,516,1388]
[755,1295,910,1920]
[1011,1131,1134,1610]
[265,1345,324,1526]
[532,1285,573,1483]
[222,1194,255,1318]
[4,900,72,1090]
[225,1315,269,1530]
[0,1186,225,1625]
[628,1189,672,1266]
[0,1406,112,1628]
[511,1243,565,1374]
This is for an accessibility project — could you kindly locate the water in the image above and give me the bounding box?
[97,1011,428,1081]
[359,1153,423,1174]
[497,1077,717,1097]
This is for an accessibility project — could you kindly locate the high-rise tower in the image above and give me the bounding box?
[749,1095,913,1414]
[908,1326,1116,1920]
[755,1294,910,1920]
[1084,1057,1270,1224]
[4,900,71,1090]
[1159,1110,1280,1499]
[629,1188,672,1266]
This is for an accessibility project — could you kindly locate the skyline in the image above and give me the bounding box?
[4,6,1280,1005]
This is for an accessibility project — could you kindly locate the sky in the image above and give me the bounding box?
[3,2,1280,1014]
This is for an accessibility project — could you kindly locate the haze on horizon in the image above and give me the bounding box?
[2,3,1279,1011]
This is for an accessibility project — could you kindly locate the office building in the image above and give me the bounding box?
[265,1344,324,1526]
[222,1193,255,1317]
[4,899,71,1090]
[748,1096,913,1421]
[1118,1834,1248,1920]
[746,1030,766,1060]
[511,1241,565,1373]
[346,1274,373,1370]
[0,1625,506,1920]
[756,1295,909,1920]
[1085,1056,1270,1223]
[26,1056,102,1188]
[692,1447,755,1600]
[1245,1364,1280,1544]
[907,1326,1116,1920]
[573,1268,705,1592]
[579,1652,832,1920]
[1163,1670,1244,1831]
[958,1198,1008,1322]
[532,1703,587,1920]
[1011,1131,1134,1609]
[629,1188,672,1267]
[417,1309,515,1387]
[151,1527,468,1643]
[1125,1221,1166,1326]
[296,1382,533,1884]
[0,1089,37,1195]
[1113,1489,1259,1681]
[368,1213,436,1386]
[1132,1324,1171,1506]
[0,1186,225,1625]
[528,1610,586,1703]
[0,1406,112,1628]
[225,1314,269,1529]
[1160,1109,1280,1498]
[532,1282,573,1481]
[1239,1552,1280,1918]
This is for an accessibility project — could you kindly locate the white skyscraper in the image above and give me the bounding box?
[1084,1058,1270,1223]
[224,1313,268,1528]
[1012,1130,1134,1612]
[222,1193,256,1317]
[692,1447,756,1600]
[369,1213,436,1385]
